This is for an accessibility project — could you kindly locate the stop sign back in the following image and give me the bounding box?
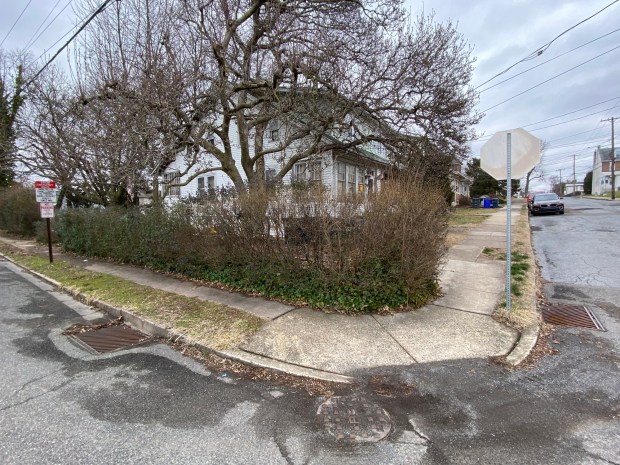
[480,128,540,180]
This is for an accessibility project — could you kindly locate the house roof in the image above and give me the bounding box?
[596,147,620,161]
[321,131,389,165]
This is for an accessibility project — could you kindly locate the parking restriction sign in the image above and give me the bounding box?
[39,202,55,218]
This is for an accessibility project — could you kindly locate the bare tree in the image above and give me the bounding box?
[523,140,547,195]
[68,0,479,194]
[20,65,167,206]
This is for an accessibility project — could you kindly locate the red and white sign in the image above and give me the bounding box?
[34,180,56,189]
[39,202,55,218]
[34,180,57,203]
[35,188,57,203]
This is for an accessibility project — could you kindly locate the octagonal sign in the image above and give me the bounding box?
[480,128,540,180]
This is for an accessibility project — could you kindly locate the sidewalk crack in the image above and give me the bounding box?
[371,315,418,364]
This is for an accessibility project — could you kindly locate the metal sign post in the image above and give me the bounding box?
[506,133,512,313]
[34,181,56,263]
[480,129,540,313]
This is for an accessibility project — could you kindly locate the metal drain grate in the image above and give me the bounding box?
[317,396,392,442]
[542,304,605,331]
[72,324,151,354]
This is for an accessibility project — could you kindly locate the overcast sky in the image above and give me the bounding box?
[413,0,620,190]
[2,0,619,190]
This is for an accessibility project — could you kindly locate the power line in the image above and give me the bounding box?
[480,28,620,93]
[30,1,97,66]
[0,0,34,48]
[475,0,620,89]
[521,97,620,128]
[528,107,617,132]
[550,136,609,150]
[25,0,74,51]
[473,97,620,142]
[482,44,620,113]
[24,0,116,89]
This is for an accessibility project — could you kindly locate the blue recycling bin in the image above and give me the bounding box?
[471,197,481,208]
[483,198,491,208]
[491,198,499,208]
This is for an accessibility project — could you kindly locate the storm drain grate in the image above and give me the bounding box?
[317,396,392,443]
[71,324,151,354]
[542,304,605,331]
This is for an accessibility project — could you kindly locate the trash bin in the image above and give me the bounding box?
[483,198,491,208]
[471,197,480,208]
[491,198,499,208]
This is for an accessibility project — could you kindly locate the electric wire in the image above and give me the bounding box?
[479,28,620,93]
[476,0,619,89]
[0,0,34,48]
[528,107,617,132]
[25,0,74,51]
[481,44,620,113]
[24,0,116,89]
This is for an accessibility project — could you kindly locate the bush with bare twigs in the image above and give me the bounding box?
[56,177,447,312]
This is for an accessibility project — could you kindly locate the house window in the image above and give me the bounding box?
[347,166,356,193]
[337,163,346,195]
[206,175,216,196]
[292,161,322,184]
[293,164,306,183]
[197,177,205,194]
[163,170,181,196]
[308,162,322,183]
[268,119,280,142]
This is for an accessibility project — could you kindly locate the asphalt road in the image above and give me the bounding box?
[1,196,619,465]
[0,260,428,465]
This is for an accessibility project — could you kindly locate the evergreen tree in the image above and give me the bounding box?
[583,170,592,195]
[466,157,519,198]
[0,65,24,187]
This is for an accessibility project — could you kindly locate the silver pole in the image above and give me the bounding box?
[506,133,512,312]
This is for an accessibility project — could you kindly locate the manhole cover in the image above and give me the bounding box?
[70,324,151,354]
[317,396,392,442]
[542,304,605,331]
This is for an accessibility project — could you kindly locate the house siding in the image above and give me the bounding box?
[592,147,620,195]
[161,119,389,201]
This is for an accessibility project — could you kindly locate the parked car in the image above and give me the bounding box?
[530,193,564,216]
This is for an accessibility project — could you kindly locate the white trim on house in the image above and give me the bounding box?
[159,118,390,202]
[450,162,472,205]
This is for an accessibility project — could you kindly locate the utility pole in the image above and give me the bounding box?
[573,154,576,195]
[602,117,616,200]
[559,168,563,196]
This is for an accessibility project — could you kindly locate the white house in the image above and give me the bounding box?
[450,161,472,206]
[592,147,620,196]
[159,116,390,202]
[563,182,584,196]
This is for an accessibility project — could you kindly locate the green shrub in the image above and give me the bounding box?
[54,178,448,313]
[0,186,40,237]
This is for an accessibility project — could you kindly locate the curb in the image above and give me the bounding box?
[1,252,355,385]
[504,324,539,366]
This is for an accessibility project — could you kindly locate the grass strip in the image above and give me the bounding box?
[483,206,540,329]
[0,242,264,349]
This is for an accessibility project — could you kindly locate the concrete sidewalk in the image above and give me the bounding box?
[1,203,532,382]
[236,205,522,376]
